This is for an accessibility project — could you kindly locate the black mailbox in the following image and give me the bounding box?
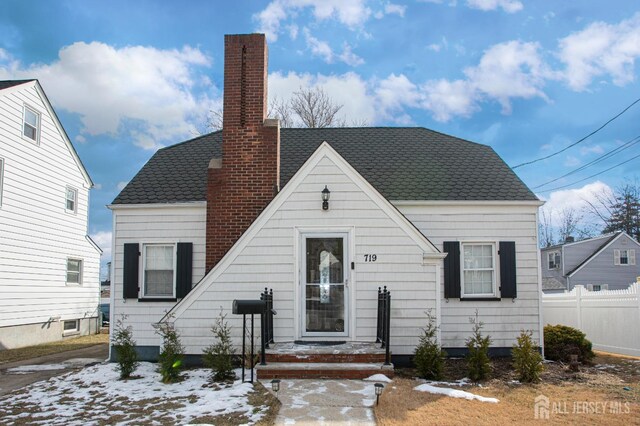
[232,299,266,315]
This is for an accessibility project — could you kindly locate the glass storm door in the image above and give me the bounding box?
[302,234,348,337]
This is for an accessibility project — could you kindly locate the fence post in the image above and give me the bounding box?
[575,285,583,330]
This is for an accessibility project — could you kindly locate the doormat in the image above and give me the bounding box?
[293,340,347,346]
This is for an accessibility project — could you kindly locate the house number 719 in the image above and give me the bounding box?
[364,254,377,262]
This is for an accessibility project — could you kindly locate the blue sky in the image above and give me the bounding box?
[1,0,639,276]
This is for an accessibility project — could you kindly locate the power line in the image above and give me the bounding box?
[533,134,640,189]
[540,151,640,192]
[512,95,640,169]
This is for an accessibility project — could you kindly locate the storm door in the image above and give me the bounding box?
[301,234,349,337]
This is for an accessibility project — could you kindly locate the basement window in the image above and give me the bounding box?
[63,320,79,334]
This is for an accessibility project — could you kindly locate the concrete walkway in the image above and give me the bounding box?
[0,344,108,397]
[266,379,382,425]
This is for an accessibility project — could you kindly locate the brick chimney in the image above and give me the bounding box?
[206,34,280,272]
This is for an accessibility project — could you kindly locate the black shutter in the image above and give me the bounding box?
[123,243,140,299]
[499,241,517,298]
[176,242,193,298]
[443,241,461,299]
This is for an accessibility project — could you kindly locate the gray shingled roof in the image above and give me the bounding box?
[112,127,538,205]
[0,80,35,90]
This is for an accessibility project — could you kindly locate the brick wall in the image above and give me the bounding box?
[206,34,280,271]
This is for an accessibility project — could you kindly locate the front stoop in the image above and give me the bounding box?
[256,341,394,379]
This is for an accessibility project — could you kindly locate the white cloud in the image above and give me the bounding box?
[564,156,581,167]
[464,40,551,113]
[75,134,86,143]
[539,181,613,223]
[558,13,640,91]
[303,29,364,66]
[580,145,604,155]
[0,42,218,150]
[93,183,103,190]
[255,0,371,41]
[269,71,377,125]
[466,0,523,13]
[90,230,112,262]
[427,43,442,52]
[384,3,406,17]
[418,40,550,121]
[117,181,128,191]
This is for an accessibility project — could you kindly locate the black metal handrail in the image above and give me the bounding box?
[376,286,391,365]
[260,288,275,347]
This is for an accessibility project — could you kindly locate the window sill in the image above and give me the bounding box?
[63,330,80,337]
[66,283,82,287]
[137,298,177,303]
[459,297,502,301]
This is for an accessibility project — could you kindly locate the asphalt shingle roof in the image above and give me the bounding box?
[0,80,35,90]
[112,127,538,205]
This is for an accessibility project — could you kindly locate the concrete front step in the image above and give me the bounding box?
[256,362,394,380]
[266,352,386,363]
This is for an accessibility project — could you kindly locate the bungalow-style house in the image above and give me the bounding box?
[541,232,639,293]
[0,80,102,349]
[109,34,543,377]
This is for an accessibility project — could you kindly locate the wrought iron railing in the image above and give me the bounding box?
[376,286,391,365]
[260,287,275,348]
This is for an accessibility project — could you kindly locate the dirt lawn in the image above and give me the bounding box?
[375,353,640,425]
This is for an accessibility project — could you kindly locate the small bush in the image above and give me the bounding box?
[111,314,139,379]
[413,310,446,380]
[153,315,185,383]
[544,324,594,363]
[203,310,236,382]
[466,311,491,381]
[512,330,543,383]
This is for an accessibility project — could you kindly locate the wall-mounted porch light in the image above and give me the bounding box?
[322,186,330,210]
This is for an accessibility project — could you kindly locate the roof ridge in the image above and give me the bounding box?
[158,130,221,151]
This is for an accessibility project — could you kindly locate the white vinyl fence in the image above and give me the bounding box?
[542,283,640,357]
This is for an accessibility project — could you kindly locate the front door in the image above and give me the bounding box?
[301,234,349,337]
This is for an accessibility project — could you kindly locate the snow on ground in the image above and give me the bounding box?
[6,364,68,374]
[418,378,470,387]
[414,383,499,403]
[363,374,392,383]
[0,362,270,425]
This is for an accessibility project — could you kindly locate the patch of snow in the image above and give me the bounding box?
[363,374,392,383]
[0,362,269,425]
[6,364,68,374]
[422,378,470,387]
[414,384,499,403]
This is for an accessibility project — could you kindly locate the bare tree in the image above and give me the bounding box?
[557,207,582,243]
[289,87,343,128]
[206,86,363,131]
[539,208,555,247]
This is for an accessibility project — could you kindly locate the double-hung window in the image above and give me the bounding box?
[66,187,78,213]
[143,244,176,298]
[615,249,635,266]
[547,251,560,269]
[23,105,40,142]
[67,258,83,285]
[461,243,497,297]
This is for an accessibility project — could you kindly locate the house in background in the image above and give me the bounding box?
[0,80,102,349]
[109,34,543,377]
[541,232,639,293]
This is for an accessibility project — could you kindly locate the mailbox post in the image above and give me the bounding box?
[232,299,266,383]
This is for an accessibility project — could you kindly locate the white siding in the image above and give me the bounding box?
[398,203,541,348]
[165,155,438,355]
[0,83,100,329]
[111,205,206,345]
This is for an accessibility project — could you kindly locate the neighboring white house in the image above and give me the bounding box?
[109,34,543,370]
[0,80,102,349]
[541,232,639,293]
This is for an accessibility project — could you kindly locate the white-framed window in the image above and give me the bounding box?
[23,105,40,142]
[461,242,497,297]
[615,249,636,266]
[142,244,176,298]
[547,251,560,270]
[66,258,83,285]
[65,186,78,213]
[0,157,4,207]
[63,319,79,334]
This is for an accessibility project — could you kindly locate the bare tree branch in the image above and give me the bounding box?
[290,87,343,128]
